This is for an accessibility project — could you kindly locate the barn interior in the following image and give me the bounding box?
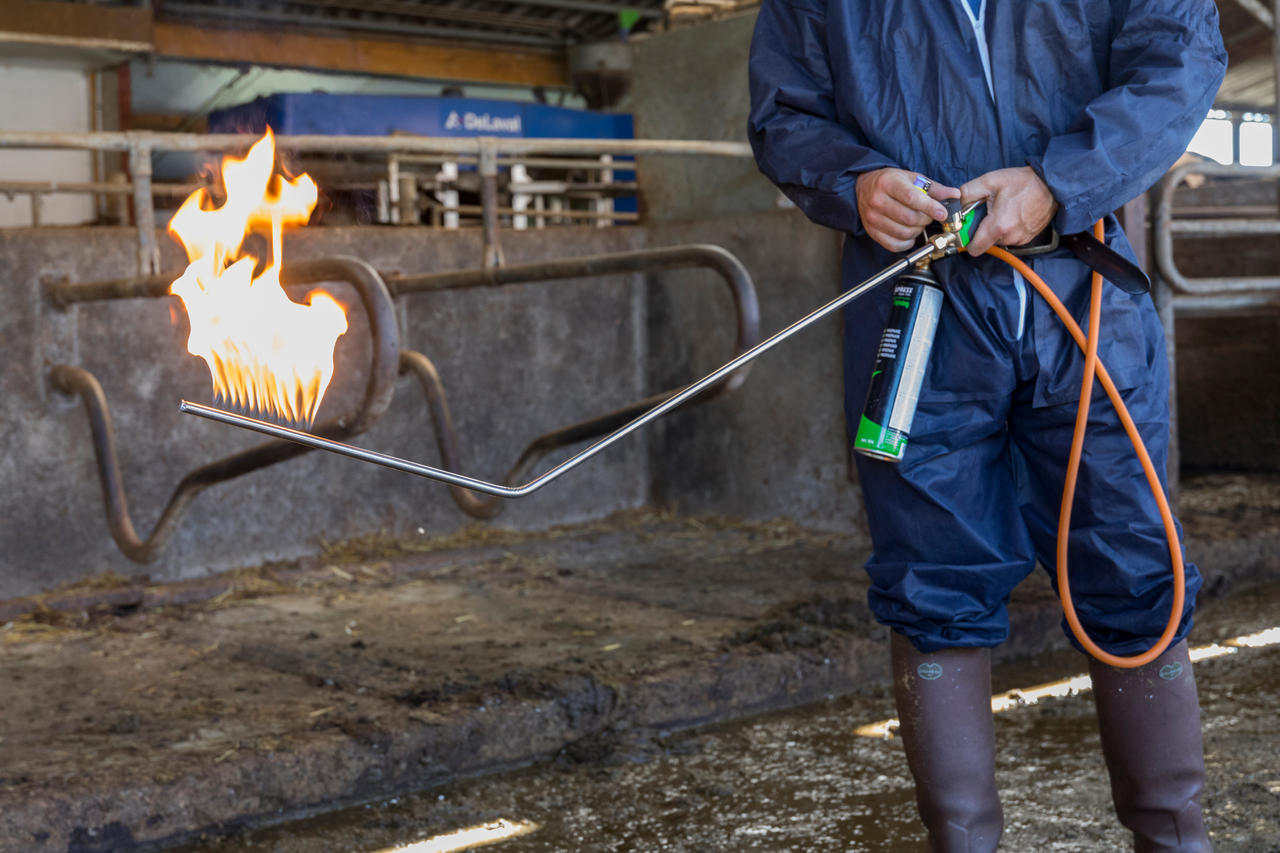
[1,2,1278,851]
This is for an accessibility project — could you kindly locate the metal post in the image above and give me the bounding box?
[397,172,419,226]
[479,137,503,269]
[510,163,530,231]
[109,171,129,224]
[1274,0,1280,214]
[1152,268,1180,503]
[376,179,390,224]
[386,154,399,224]
[129,142,159,274]
[438,161,459,229]
[596,153,613,228]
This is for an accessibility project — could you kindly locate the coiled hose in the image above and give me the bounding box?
[989,221,1185,668]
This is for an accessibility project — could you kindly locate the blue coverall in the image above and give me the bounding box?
[747,0,1227,654]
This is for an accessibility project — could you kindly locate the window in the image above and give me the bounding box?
[1186,109,1274,167]
[1239,113,1273,167]
[1187,110,1233,165]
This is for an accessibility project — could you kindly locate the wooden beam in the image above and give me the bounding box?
[152,21,568,88]
[0,0,152,53]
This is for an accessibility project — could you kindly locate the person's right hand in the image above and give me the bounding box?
[855,168,960,253]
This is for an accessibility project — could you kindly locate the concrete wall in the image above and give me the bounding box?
[0,209,862,599]
[0,9,873,599]
[0,225,650,597]
[646,213,861,529]
[1175,313,1280,473]
[627,12,863,527]
[629,11,782,223]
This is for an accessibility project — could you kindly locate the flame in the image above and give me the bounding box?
[168,129,347,428]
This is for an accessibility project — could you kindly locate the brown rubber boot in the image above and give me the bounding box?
[1089,640,1213,852]
[891,631,1003,852]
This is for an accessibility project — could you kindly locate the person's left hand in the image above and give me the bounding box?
[959,167,1058,256]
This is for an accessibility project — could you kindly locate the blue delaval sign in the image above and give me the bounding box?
[208,94,634,141]
[208,94,636,215]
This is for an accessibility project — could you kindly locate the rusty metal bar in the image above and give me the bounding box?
[0,180,201,195]
[386,244,752,298]
[393,244,762,518]
[52,256,399,562]
[49,271,174,307]
[51,246,762,521]
[129,143,159,274]
[478,139,503,269]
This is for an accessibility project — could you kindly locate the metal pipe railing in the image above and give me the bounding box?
[47,245,763,539]
[0,129,751,274]
[1154,161,1280,296]
[390,245,762,518]
[0,130,752,157]
[52,256,400,562]
[1149,157,1280,495]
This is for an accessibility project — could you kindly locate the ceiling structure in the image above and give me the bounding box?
[7,1,1280,106]
[1218,0,1279,110]
[153,0,666,49]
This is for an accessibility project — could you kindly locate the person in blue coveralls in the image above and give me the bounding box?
[747,1,1226,850]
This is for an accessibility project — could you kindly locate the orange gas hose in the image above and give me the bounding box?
[988,221,1184,669]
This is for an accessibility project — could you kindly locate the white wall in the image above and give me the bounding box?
[0,61,96,227]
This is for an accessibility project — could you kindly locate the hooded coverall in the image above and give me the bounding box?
[747,0,1227,656]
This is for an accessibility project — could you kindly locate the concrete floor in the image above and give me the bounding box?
[171,579,1280,853]
[1,473,1277,853]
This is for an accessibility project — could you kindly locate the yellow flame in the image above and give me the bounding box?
[169,128,347,427]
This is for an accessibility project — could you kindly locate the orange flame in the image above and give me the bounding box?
[168,129,347,428]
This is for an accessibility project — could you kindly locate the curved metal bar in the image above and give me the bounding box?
[392,245,761,518]
[388,244,761,399]
[1154,161,1280,295]
[52,256,400,562]
[49,271,175,308]
[181,245,929,498]
[396,351,501,519]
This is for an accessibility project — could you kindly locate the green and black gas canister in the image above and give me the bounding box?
[854,265,944,462]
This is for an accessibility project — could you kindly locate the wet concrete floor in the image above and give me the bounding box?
[4,473,1278,852]
[173,578,1280,853]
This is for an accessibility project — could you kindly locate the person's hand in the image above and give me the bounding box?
[856,168,960,253]
[959,167,1058,256]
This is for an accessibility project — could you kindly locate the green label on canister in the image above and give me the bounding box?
[855,414,907,461]
[855,271,944,463]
